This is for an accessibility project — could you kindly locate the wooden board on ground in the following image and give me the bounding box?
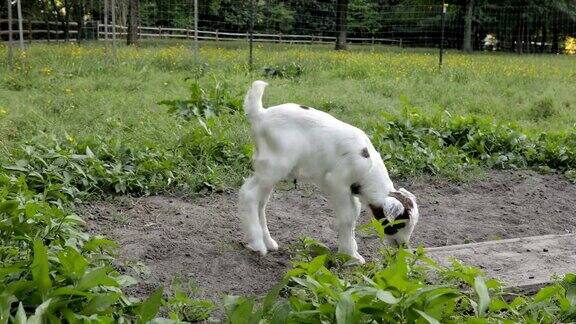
[425,233,576,293]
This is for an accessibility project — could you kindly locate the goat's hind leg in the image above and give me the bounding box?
[259,187,278,251]
[239,176,268,255]
[239,167,284,255]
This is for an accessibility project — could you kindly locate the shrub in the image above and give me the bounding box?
[159,80,242,120]
[528,97,557,120]
[263,62,304,79]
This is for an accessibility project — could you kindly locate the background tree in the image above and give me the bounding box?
[462,0,474,52]
[335,0,348,50]
[127,0,139,45]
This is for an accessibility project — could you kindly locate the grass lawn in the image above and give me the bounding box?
[1,43,575,189]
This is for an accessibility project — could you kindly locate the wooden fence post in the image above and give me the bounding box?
[193,0,198,59]
[46,19,50,42]
[104,0,108,40]
[16,0,24,50]
[28,19,32,42]
[6,0,13,70]
[111,0,116,59]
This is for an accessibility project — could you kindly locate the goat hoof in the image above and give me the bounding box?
[353,253,366,264]
[264,238,278,251]
[246,241,268,256]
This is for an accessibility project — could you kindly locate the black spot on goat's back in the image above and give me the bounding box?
[361,147,370,158]
[299,105,311,110]
[350,183,361,195]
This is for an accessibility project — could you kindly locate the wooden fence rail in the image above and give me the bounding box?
[97,24,401,45]
[1,19,402,45]
[0,19,79,41]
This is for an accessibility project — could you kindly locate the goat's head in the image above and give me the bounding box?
[368,188,419,245]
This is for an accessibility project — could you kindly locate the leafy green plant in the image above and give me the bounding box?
[321,99,346,112]
[0,171,140,321]
[566,169,576,182]
[529,97,557,120]
[222,234,576,323]
[158,80,242,120]
[263,62,304,79]
[165,277,215,322]
[3,136,177,197]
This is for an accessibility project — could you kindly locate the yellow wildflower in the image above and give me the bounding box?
[66,134,76,144]
[40,67,52,75]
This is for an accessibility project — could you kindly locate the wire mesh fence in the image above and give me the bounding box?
[1,1,576,56]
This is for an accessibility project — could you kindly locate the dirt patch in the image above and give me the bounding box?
[82,170,576,309]
[426,233,576,293]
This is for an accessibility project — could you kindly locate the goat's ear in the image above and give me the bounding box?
[398,188,416,201]
[389,190,414,210]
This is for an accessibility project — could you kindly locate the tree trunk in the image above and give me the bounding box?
[525,18,531,53]
[50,0,66,41]
[551,14,559,54]
[540,17,547,53]
[127,0,139,45]
[74,0,85,41]
[335,0,348,50]
[462,0,474,52]
[515,13,524,54]
[63,0,71,41]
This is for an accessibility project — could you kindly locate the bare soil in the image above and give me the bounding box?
[82,170,576,308]
[426,233,576,293]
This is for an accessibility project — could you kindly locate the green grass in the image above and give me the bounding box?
[1,42,576,187]
[1,42,576,321]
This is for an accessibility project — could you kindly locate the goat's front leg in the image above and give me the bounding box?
[324,182,365,264]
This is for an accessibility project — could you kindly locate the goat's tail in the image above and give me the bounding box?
[244,80,268,121]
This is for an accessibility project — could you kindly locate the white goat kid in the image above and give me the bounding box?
[238,81,419,263]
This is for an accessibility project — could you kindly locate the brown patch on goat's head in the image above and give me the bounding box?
[350,183,361,195]
[299,105,311,110]
[371,191,415,235]
[360,147,370,158]
[388,191,414,211]
[387,191,414,232]
[368,204,385,220]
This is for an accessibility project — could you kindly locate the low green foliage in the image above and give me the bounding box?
[165,278,215,322]
[224,237,576,323]
[263,62,305,79]
[0,170,138,321]
[4,136,176,197]
[528,97,557,121]
[370,111,576,180]
[0,164,214,321]
[158,80,242,120]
